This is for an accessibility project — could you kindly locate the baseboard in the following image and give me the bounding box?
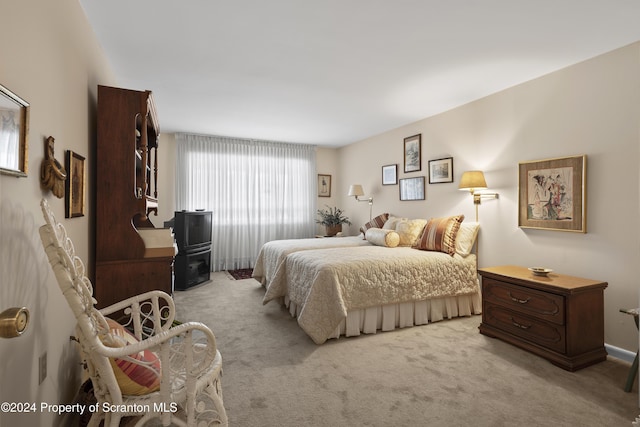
[606,343,636,364]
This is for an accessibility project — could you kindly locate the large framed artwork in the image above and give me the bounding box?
[518,155,586,233]
[399,176,425,201]
[403,134,421,173]
[318,174,331,197]
[428,157,453,184]
[0,84,29,177]
[65,150,86,218]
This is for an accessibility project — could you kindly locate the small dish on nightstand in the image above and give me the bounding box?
[528,267,553,277]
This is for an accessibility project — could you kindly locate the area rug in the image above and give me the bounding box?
[226,268,254,280]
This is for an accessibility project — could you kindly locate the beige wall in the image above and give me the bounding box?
[314,147,340,235]
[156,133,178,223]
[0,0,116,425]
[336,42,640,352]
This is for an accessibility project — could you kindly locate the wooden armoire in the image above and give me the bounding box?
[94,85,175,308]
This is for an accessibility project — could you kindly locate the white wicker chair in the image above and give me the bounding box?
[39,199,228,427]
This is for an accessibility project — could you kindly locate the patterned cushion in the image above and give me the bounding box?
[359,213,389,238]
[395,219,428,246]
[415,215,464,256]
[365,228,400,248]
[101,318,162,396]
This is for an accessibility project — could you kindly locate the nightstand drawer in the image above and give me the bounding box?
[484,304,566,353]
[483,278,564,325]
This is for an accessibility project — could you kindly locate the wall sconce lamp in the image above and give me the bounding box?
[348,184,373,219]
[0,307,30,338]
[459,171,498,221]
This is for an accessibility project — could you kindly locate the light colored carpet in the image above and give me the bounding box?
[174,272,639,427]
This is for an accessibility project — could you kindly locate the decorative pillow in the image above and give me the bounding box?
[101,318,161,396]
[382,216,404,230]
[395,219,428,247]
[359,213,389,238]
[455,222,480,257]
[365,228,400,248]
[414,215,464,256]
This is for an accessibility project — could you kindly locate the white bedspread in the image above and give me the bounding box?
[263,246,479,344]
[252,236,370,290]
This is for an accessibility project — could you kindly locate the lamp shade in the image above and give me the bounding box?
[348,184,365,197]
[459,171,488,192]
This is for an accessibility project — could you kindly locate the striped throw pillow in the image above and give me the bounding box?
[415,215,464,256]
[101,318,162,396]
[359,213,389,238]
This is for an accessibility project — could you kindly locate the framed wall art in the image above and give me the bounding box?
[318,174,331,197]
[403,134,421,173]
[65,150,86,218]
[399,176,425,201]
[0,84,29,177]
[382,164,397,185]
[518,155,586,233]
[428,157,453,184]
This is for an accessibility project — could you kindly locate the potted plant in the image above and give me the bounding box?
[316,205,351,236]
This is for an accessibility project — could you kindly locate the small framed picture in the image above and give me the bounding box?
[318,174,331,197]
[0,84,29,177]
[428,157,454,184]
[65,150,86,218]
[404,134,421,173]
[382,164,397,185]
[399,176,425,201]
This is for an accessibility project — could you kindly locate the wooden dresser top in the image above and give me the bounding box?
[478,265,607,293]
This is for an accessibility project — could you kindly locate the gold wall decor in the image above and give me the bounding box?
[40,136,67,198]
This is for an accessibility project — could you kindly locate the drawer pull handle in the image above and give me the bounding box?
[511,318,532,330]
[508,292,530,304]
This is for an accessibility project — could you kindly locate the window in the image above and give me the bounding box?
[176,133,317,270]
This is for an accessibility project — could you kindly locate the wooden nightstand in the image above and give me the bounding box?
[478,265,607,371]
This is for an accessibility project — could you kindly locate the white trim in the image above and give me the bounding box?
[606,343,636,364]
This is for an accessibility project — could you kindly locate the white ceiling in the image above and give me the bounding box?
[79,1,640,147]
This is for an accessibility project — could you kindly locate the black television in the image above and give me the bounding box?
[172,210,212,252]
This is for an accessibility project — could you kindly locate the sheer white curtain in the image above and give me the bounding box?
[175,133,317,271]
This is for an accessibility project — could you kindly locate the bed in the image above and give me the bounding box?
[257,214,482,344]
[253,213,391,290]
[252,235,372,291]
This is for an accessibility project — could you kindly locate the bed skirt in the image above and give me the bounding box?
[282,293,482,341]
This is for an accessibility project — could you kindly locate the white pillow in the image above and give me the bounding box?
[365,228,400,248]
[382,216,405,230]
[455,222,480,256]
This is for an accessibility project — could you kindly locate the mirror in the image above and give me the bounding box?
[0,84,29,177]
